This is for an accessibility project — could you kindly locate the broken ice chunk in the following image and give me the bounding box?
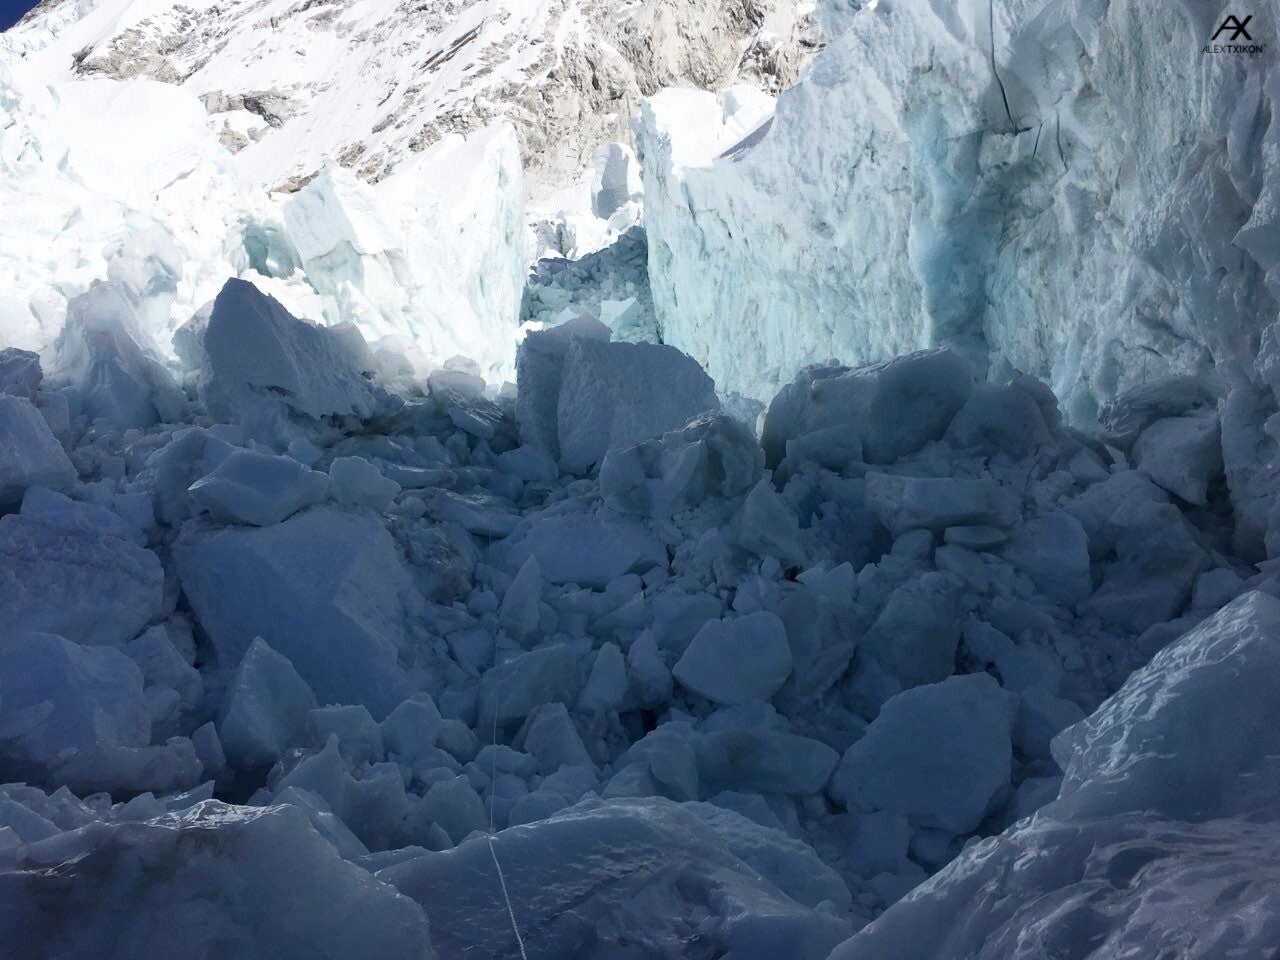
[830,673,1015,834]
[673,611,793,705]
[176,507,412,718]
[516,320,719,473]
[0,348,42,399]
[762,349,973,468]
[600,414,762,517]
[498,510,666,588]
[477,643,578,731]
[864,473,1018,537]
[498,555,542,641]
[219,639,317,770]
[862,572,963,688]
[0,395,76,506]
[382,796,850,959]
[0,632,150,787]
[1132,412,1222,506]
[0,801,429,958]
[327,455,401,510]
[188,448,328,526]
[0,515,164,648]
[200,278,397,440]
[1053,591,1280,821]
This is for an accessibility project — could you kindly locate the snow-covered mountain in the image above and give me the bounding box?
[4,0,818,196]
[0,0,816,378]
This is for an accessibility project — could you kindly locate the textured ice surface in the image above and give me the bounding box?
[497,508,667,588]
[0,515,164,648]
[1,1,1276,946]
[0,632,150,786]
[762,350,975,468]
[829,592,1280,960]
[218,639,317,771]
[0,66,527,380]
[673,612,793,705]
[1052,591,1280,822]
[46,278,186,430]
[188,448,328,526]
[600,413,764,518]
[638,0,1280,432]
[382,796,851,960]
[831,674,1016,835]
[328,456,402,511]
[1,0,810,386]
[515,320,720,473]
[282,128,528,382]
[0,333,1272,954]
[0,396,75,505]
[175,507,413,718]
[200,279,397,443]
[0,801,431,960]
[522,226,656,343]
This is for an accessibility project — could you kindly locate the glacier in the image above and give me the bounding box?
[2,0,1280,956]
[0,60,531,380]
[638,0,1280,427]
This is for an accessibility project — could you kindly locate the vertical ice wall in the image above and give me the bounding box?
[283,124,529,382]
[639,0,1280,427]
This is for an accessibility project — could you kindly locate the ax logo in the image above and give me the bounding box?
[1202,13,1266,54]
[1211,14,1254,41]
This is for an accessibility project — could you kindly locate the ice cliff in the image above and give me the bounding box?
[639,0,1279,430]
[1,0,816,377]
[0,60,531,378]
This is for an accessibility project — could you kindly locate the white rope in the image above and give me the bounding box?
[486,663,529,959]
[488,835,529,960]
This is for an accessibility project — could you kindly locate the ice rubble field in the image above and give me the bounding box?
[4,269,1280,959]
[3,0,1280,958]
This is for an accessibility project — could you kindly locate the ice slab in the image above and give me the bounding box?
[0,515,164,648]
[831,674,1016,835]
[0,801,430,959]
[0,395,75,506]
[176,507,412,717]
